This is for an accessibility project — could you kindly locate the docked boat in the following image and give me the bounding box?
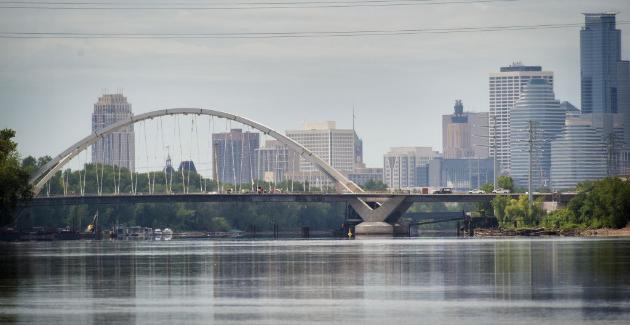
[162,228,173,240]
[115,225,154,240]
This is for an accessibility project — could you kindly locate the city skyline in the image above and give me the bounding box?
[2,1,630,168]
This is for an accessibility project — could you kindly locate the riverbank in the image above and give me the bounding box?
[474,226,630,237]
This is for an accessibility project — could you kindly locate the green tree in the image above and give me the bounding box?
[540,208,578,230]
[497,176,514,192]
[491,195,510,225]
[0,129,33,227]
[503,195,543,227]
[568,178,630,228]
[363,179,387,192]
[480,183,494,193]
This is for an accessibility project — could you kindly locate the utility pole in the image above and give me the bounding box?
[527,120,534,209]
[491,115,498,190]
[606,132,616,177]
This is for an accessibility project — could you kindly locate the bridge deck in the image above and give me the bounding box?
[22,193,574,207]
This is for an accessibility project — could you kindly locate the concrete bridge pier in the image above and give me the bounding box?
[348,196,413,236]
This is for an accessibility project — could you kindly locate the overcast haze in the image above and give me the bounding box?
[1,0,630,169]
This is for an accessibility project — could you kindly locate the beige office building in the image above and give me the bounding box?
[285,121,363,185]
[442,100,489,159]
[91,93,135,171]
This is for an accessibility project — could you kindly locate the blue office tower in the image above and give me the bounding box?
[580,13,622,114]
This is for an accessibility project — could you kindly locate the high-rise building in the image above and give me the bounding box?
[619,61,630,147]
[619,61,630,175]
[510,79,565,190]
[383,147,438,189]
[255,140,298,184]
[489,63,554,175]
[580,13,622,115]
[561,101,581,118]
[579,13,630,177]
[285,121,362,184]
[178,160,197,173]
[470,112,490,159]
[212,129,259,185]
[442,100,489,159]
[428,158,494,192]
[348,167,384,187]
[550,114,623,189]
[91,93,135,171]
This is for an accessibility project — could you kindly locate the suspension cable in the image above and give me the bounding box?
[95,146,100,196]
[78,154,83,196]
[160,117,169,193]
[248,125,254,192]
[143,120,152,194]
[176,115,185,193]
[291,150,294,193]
[212,116,220,193]
[187,116,193,193]
[194,115,202,192]
[221,120,228,190]
[229,120,237,191]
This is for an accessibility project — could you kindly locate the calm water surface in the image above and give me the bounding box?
[1,238,630,324]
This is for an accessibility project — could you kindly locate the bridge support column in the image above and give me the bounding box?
[348,196,413,236]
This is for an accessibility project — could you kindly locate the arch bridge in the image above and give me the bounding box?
[28,108,405,234]
[27,108,575,235]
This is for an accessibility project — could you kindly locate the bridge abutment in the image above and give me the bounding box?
[348,196,412,236]
[355,222,394,235]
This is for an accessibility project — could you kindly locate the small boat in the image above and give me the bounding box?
[116,226,153,240]
[162,228,173,240]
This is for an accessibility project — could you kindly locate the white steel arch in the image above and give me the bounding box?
[29,108,364,196]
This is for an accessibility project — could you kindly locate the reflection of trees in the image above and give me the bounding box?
[492,240,557,301]
[211,241,366,322]
[212,242,365,300]
[0,243,29,324]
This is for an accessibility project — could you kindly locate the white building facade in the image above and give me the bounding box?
[489,63,553,175]
[550,114,624,189]
[383,147,438,190]
[510,79,565,190]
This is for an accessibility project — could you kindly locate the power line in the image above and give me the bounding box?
[0,0,518,10]
[3,21,628,39]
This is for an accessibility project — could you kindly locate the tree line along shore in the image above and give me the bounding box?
[2,128,630,236]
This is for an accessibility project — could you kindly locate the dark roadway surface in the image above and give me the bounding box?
[20,192,575,207]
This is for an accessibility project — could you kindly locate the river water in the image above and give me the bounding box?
[1,238,630,324]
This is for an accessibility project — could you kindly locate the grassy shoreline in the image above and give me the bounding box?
[474,226,630,237]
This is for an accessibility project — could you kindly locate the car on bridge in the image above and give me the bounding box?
[468,189,485,194]
[432,187,453,194]
[492,188,511,194]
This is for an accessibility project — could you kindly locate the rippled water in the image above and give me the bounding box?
[1,238,630,324]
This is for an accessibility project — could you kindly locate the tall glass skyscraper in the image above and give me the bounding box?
[510,79,564,189]
[580,13,622,114]
[579,13,630,177]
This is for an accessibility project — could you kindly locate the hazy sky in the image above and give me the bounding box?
[2,0,630,170]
